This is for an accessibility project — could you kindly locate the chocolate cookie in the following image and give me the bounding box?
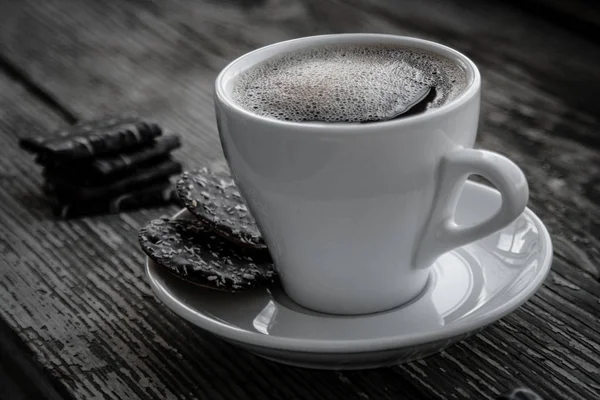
[176,168,265,249]
[139,218,275,291]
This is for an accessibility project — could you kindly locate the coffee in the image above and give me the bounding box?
[232,44,468,123]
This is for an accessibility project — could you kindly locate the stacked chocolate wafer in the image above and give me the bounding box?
[20,115,182,218]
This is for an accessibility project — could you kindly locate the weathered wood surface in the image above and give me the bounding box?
[0,0,598,399]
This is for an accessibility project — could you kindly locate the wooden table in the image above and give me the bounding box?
[0,1,598,399]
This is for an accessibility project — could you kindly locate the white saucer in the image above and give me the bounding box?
[145,181,552,370]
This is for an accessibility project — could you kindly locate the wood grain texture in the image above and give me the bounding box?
[0,316,72,400]
[0,0,598,399]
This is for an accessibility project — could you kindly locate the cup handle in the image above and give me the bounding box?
[414,148,529,269]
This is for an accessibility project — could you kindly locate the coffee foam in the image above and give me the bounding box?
[232,44,468,123]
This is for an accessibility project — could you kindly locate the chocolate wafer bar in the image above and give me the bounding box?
[20,115,162,161]
[48,159,182,202]
[20,114,139,153]
[55,181,177,219]
[19,114,183,218]
[91,134,181,176]
[42,135,182,184]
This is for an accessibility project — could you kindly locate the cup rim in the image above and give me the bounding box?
[215,33,481,132]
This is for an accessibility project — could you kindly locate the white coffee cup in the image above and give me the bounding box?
[215,34,528,315]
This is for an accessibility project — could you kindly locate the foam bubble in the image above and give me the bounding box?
[232,44,467,123]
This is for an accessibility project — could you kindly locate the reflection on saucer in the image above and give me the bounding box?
[253,301,278,334]
[432,247,484,323]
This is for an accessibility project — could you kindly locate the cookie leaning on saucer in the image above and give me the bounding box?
[176,168,266,249]
[139,218,276,291]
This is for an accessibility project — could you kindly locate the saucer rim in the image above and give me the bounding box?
[146,181,553,354]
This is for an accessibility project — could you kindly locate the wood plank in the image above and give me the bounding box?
[0,0,598,399]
